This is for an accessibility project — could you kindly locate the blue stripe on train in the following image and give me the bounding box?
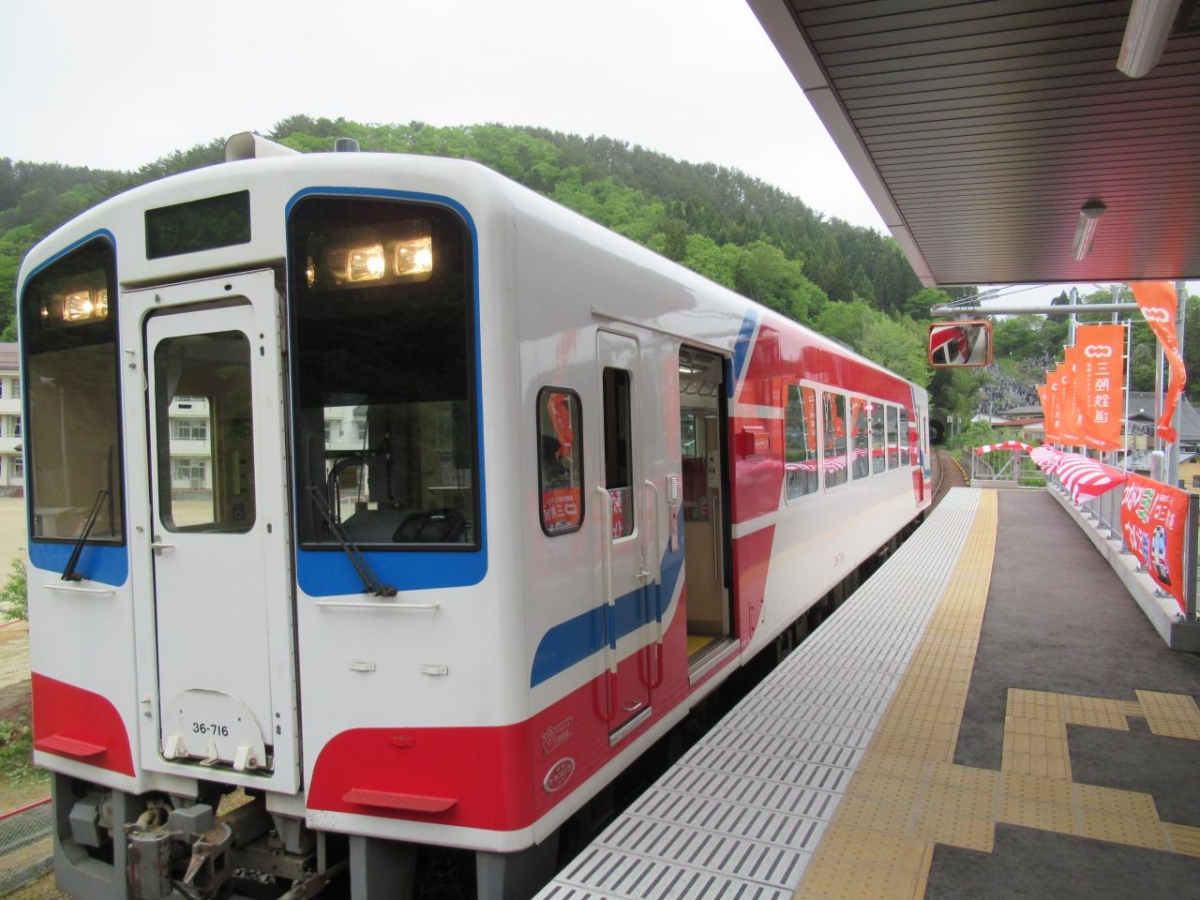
[30,543,129,587]
[530,518,686,687]
[730,309,759,398]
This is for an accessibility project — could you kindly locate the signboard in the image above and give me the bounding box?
[1120,474,1192,613]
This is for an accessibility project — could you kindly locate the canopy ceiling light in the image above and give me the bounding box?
[1072,202,1107,261]
[1117,0,1183,77]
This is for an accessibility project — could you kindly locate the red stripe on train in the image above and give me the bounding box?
[31,673,135,776]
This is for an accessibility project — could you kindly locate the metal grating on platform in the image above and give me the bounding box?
[535,490,985,900]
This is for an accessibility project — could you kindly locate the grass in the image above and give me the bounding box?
[0,557,26,622]
[0,717,45,788]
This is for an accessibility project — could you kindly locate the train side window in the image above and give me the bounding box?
[785,384,818,499]
[899,407,912,465]
[823,392,848,489]
[850,397,870,479]
[538,388,583,535]
[602,368,635,538]
[887,406,900,469]
[870,401,886,475]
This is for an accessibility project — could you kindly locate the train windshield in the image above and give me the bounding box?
[288,197,478,548]
[21,238,124,542]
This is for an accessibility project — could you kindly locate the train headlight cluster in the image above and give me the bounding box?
[39,285,109,325]
[62,288,109,322]
[307,224,434,289]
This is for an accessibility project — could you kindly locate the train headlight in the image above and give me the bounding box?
[346,244,387,283]
[60,288,109,323]
[313,221,435,289]
[394,236,433,278]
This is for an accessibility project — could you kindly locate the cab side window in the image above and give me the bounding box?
[538,388,583,535]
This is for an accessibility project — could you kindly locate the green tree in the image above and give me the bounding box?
[813,299,875,349]
[859,313,931,387]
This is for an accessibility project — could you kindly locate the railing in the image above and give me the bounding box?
[0,797,52,895]
[966,450,1047,488]
[1052,472,1199,625]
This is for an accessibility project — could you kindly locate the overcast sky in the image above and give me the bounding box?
[0,0,1128,308]
[2,1,887,223]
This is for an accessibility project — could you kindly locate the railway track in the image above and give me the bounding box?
[931,447,967,508]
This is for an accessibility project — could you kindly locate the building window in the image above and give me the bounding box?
[11,456,22,480]
[170,418,208,441]
[10,379,19,400]
[172,457,208,488]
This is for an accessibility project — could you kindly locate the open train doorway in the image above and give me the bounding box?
[678,346,734,676]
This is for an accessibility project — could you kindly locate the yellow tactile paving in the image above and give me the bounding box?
[1164,823,1200,856]
[794,489,1200,900]
[1076,810,1169,850]
[1136,690,1200,739]
[1062,694,1130,731]
[998,794,1077,833]
[796,492,998,900]
[911,809,994,853]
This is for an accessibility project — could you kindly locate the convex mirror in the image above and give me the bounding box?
[928,320,993,367]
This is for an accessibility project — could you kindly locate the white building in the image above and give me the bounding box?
[167,396,212,493]
[0,343,217,501]
[0,344,22,495]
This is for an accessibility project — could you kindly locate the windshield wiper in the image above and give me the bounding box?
[306,487,396,597]
[61,489,111,582]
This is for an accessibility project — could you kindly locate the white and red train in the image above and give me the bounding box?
[17,134,931,900]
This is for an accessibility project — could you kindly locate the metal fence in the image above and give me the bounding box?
[966,449,1047,488]
[1054,472,1199,622]
[0,797,52,896]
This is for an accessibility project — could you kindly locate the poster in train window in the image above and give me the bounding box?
[870,401,887,474]
[851,396,870,479]
[785,384,818,499]
[538,388,583,535]
[823,392,848,488]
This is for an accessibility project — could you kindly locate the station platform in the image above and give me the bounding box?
[536,488,1200,900]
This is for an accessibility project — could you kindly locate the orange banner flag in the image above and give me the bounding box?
[1131,282,1186,443]
[1074,323,1125,451]
[1059,353,1084,448]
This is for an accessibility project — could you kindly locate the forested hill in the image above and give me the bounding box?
[0,115,984,412]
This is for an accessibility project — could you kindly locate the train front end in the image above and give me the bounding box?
[17,143,535,899]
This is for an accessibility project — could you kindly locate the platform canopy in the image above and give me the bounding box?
[746,1,1200,287]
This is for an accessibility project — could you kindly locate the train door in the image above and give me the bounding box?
[595,330,653,740]
[136,271,298,791]
[677,347,733,673]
